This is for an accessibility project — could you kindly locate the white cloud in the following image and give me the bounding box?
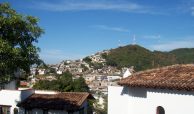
[150,40,194,51]
[91,25,129,32]
[31,1,151,14]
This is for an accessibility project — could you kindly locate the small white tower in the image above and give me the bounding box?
[123,68,132,78]
[118,40,121,47]
[133,34,136,45]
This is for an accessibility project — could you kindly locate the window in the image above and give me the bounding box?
[156,106,165,114]
[0,106,11,114]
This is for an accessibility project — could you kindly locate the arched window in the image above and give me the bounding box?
[156,106,165,114]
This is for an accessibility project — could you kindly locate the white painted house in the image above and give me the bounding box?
[107,76,121,81]
[0,89,93,114]
[108,64,194,114]
[56,70,63,74]
[0,89,34,114]
[38,69,46,75]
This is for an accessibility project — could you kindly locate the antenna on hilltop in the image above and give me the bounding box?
[133,34,136,45]
[118,40,121,47]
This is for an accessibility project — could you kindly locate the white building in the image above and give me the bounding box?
[107,76,121,81]
[38,69,46,75]
[108,64,194,114]
[0,89,93,114]
[0,89,34,114]
[56,70,63,74]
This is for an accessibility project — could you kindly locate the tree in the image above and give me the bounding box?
[33,72,89,92]
[83,57,92,63]
[0,3,44,81]
[73,77,89,92]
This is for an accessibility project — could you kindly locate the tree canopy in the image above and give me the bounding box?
[33,72,89,92]
[0,3,44,81]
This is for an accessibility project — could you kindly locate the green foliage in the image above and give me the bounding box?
[0,3,44,80]
[47,67,56,74]
[81,64,89,71]
[88,99,96,114]
[33,72,89,92]
[83,57,92,63]
[93,96,107,114]
[105,45,153,71]
[73,77,89,92]
[105,45,194,71]
[93,63,103,70]
[170,48,194,64]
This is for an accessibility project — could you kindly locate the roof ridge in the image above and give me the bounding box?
[133,64,194,76]
[119,64,194,91]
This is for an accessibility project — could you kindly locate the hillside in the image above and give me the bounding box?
[170,48,194,64]
[102,45,194,71]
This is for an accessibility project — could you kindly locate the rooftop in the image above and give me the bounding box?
[18,92,93,111]
[118,64,194,91]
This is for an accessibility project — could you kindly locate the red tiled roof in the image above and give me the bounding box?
[20,81,28,86]
[18,92,93,111]
[118,64,194,91]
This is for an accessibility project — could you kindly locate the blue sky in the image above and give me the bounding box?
[2,0,194,64]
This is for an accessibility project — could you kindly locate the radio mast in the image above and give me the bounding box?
[133,34,136,45]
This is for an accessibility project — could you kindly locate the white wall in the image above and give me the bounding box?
[107,76,121,81]
[0,89,34,114]
[108,86,130,114]
[35,90,58,94]
[108,86,194,114]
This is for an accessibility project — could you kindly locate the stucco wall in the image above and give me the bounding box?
[108,86,194,114]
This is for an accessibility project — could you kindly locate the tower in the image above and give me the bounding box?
[118,40,121,47]
[133,34,136,45]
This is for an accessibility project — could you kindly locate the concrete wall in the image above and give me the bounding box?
[108,86,194,114]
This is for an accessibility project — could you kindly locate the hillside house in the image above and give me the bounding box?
[56,70,63,74]
[108,64,194,114]
[38,69,46,75]
[0,89,93,114]
[107,76,122,81]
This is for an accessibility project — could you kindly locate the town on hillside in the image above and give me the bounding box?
[12,50,134,111]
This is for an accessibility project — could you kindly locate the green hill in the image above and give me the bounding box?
[170,48,194,64]
[103,45,194,71]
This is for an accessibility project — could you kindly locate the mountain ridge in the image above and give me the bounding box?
[101,44,194,71]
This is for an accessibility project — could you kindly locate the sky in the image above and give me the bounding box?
[2,0,194,64]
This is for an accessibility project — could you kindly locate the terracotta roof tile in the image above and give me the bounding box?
[118,64,194,91]
[18,92,93,111]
